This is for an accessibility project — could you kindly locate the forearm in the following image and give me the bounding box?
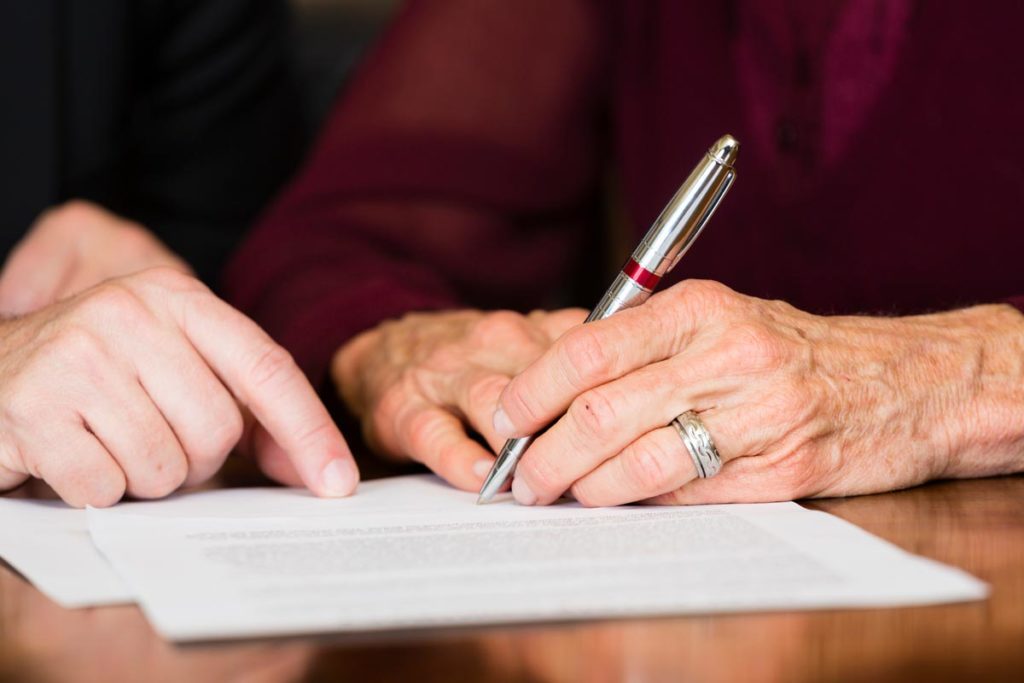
[938,303,1024,480]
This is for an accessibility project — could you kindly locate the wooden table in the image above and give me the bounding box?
[1,475,1022,683]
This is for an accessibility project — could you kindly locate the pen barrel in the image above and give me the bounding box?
[586,272,653,323]
[490,435,533,483]
[631,151,736,278]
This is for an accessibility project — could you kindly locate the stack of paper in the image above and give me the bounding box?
[0,475,988,642]
[0,498,133,607]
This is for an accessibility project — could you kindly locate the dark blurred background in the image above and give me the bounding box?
[289,0,398,135]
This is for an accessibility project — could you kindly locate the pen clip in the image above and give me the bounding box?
[667,169,735,272]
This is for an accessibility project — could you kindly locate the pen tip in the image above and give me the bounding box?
[475,495,486,505]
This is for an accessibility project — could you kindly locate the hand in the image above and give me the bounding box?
[0,267,358,507]
[0,200,190,316]
[332,309,587,490]
[493,279,1024,506]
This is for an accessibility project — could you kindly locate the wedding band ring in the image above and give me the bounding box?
[671,410,722,478]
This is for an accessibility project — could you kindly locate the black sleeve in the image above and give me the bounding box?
[118,0,305,284]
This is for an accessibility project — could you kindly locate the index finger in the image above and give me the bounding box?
[172,286,358,497]
[495,290,700,438]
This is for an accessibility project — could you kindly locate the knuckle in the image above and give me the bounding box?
[466,374,506,409]
[216,409,246,454]
[566,388,618,441]
[404,409,440,453]
[665,279,745,328]
[135,266,206,294]
[157,456,189,495]
[195,408,245,463]
[647,489,686,506]
[435,442,464,478]
[77,282,148,326]
[568,475,614,508]
[71,467,127,509]
[569,482,601,508]
[520,454,562,497]
[247,344,299,390]
[370,382,422,455]
[38,327,108,382]
[728,322,788,371]
[83,481,127,508]
[133,456,188,499]
[468,310,526,345]
[559,329,612,388]
[670,278,730,306]
[52,324,105,361]
[291,417,337,451]
[500,379,546,428]
[422,346,460,373]
[374,383,409,425]
[393,310,436,333]
[623,436,677,491]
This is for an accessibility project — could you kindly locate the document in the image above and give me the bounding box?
[87,475,987,642]
[0,476,510,609]
[0,498,133,607]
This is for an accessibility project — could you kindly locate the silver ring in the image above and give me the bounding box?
[671,410,722,478]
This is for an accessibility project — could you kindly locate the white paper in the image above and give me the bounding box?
[0,498,134,607]
[86,475,988,641]
[0,476,462,608]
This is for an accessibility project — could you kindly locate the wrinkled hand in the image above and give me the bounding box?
[0,268,358,507]
[494,279,1024,506]
[332,309,587,490]
[0,200,189,316]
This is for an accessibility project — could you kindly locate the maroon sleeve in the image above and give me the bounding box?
[1007,297,1024,314]
[223,0,608,385]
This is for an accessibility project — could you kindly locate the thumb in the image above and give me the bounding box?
[0,239,75,316]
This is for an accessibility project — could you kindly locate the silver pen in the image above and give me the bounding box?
[477,134,740,504]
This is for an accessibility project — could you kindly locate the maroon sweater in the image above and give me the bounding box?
[225,0,1024,386]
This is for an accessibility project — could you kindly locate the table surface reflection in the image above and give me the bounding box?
[1,475,1022,683]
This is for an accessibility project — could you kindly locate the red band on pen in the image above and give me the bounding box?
[622,259,661,290]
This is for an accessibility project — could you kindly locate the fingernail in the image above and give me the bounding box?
[319,458,357,497]
[493,407,516,438]
[473,460,493,479]
[512,477,537,506]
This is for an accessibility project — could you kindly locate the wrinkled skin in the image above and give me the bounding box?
[334,309,586,491]
[338,279,1024,506]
